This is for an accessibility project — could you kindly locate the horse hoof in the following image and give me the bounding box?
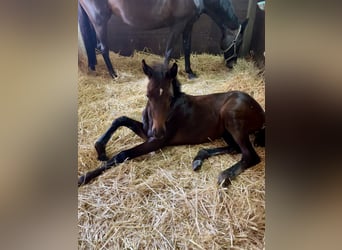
[187,72,197,79]
[88,69,97,77]
[192,159,203,171]
[217,172,232,187]
[110,72,118,79]
[78,175,86,187]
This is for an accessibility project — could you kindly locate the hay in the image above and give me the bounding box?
[78,51,265,249]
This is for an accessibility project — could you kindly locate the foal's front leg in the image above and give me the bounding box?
[95,116,148,161]
[78,139,165,186]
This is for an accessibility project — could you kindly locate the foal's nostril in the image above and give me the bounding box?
[152,128,165,139]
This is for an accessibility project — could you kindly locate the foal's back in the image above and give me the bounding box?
[166,91,265,145]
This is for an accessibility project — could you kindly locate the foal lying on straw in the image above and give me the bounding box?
[78,59,265,187]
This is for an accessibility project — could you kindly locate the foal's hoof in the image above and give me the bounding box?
[217,172,232,187]
[78,175,86,187]
[192,159,203,171]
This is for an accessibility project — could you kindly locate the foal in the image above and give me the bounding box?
[78,60,265,187]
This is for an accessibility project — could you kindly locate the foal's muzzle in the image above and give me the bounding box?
[152,127,166,140]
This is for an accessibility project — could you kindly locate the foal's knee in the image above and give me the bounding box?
[95,141,108,161]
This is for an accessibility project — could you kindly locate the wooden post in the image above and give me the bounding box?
[240,0,257,57]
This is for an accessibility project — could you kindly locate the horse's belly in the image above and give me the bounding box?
[168,124,223,146]
[109,0,195,29]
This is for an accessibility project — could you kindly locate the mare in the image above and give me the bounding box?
[78,0,248,79]
[78,59,265,187]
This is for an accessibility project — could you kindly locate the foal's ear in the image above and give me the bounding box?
[142,59,153,77]
[167,63,178,79]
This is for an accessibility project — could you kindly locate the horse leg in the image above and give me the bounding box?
[78,139,164,186]
[90,13,117,78]
[182,21,197,79]
[192,130,242,170]
[78,3,97,72]
[164,22,187,66]
[253,127,265,147]
[192,146,237,171]
[97,27,117,78]
[222,130,241,153]
[95,116,148,161]
[217,130,261,187]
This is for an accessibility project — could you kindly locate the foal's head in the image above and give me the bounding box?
[142,60,178,139]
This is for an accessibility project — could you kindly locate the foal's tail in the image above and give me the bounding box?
[253,127,265,147]
[78,1,97,70]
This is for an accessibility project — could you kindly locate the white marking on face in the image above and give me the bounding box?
[159,88,163,96]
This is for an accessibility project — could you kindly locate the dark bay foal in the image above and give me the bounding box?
[78,60,265,187]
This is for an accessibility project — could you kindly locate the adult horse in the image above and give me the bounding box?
[78,0,248,79]
[78,60,265,187]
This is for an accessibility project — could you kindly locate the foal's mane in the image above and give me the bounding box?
[171,78,182,99]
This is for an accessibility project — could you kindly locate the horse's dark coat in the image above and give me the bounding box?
[78,0,248,78]
[78,60,265,187]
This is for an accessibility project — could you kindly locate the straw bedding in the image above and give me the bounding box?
[78,51,265,249]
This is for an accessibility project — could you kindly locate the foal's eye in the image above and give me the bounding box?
[146,94,155,101]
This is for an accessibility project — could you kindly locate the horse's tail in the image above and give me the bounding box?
[78,1,97,70]
[253,126,265,147]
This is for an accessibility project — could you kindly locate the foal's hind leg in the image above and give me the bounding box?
[95,116,148,161]
[218,131,260,187]
[253,127,265,147]
[192,146,237,171]
[192,131,240,170]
